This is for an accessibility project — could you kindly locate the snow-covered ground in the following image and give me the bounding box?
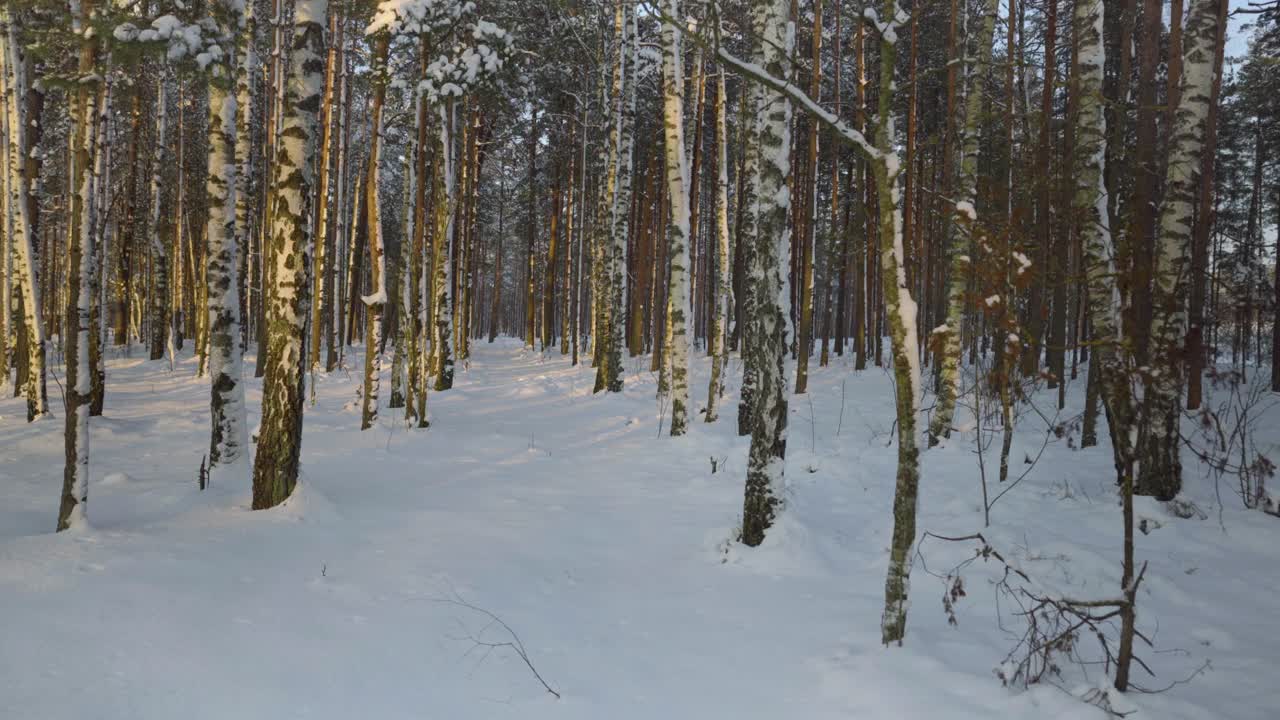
[1,340,1277,719]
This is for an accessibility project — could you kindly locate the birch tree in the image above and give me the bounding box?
[1138,0,1225,501]
[593,2,635,394]
[0,10,47,421]
[205,1,248,479]
[660,0,692,436]
[928,0,1000,447]
[705,67,730,423]
[58,0,101,531]
[738,0,793,547]
[360,31,390,430]
[252,0,327,509]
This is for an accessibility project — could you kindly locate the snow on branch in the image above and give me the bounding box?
[644,1,882,163]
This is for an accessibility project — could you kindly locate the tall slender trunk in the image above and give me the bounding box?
[1138,0,1225,501]
[0,14,46,420]
[360,32,390,430]
[252,0,327,510]
[739,0,793,546]
[794,0,821,395]
[311,2,342,372]
[58,0,99,531]
[430,102,458,391]
[593,4,635,394]
[660,0,693,436]
[1186,0,1227,409]
[929,0,1000,447]
[148,75,170,362]
[705,68,731,423]
[206,4,247,479]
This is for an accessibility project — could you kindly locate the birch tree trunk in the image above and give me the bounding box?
[234,0,259,362]
[705,68,731,423]
[148,76,170,363]
[872,0,924,646]
[1073,0,1141,687]
[0,13,46,420]
[735,84,760,437]
[1138,0,1224,500]
[928,0,1000,447]
[311,2,341,373]
[430,102,457,391]
[361,32,390,430]
[739,0,793,547]
[794,0,821,395]
[252,0,327,509]
[206,0,247,479]
[58,0,99,531]
[594,4,635,394]
[660,0,692,436]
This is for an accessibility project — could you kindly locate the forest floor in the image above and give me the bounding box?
[2,339,1278,719]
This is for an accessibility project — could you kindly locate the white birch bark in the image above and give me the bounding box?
[592,7,624,389]
[361,33,390,430]
[430,103,457,391]
[0,14,46,419]
[661,0,692,435]
[1138,0,1224,500]
[252,0,327,509]
[206,0,247,479]
[872,1,923,645]
[740,0,793,547]
[58,0,99,531]
[594,2,634,394]
[705,68,731,423]
[929,0,1000,447]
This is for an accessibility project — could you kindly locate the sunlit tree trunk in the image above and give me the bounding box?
[310,2,342,375]
[58,0,99,531]
[430,101,457,391]
[660,0,692,435]
[1138,0,1224,500]
[0,14,46,420]
[206,0,248,480]
[252,0,327,509]
[360,32,390,430]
